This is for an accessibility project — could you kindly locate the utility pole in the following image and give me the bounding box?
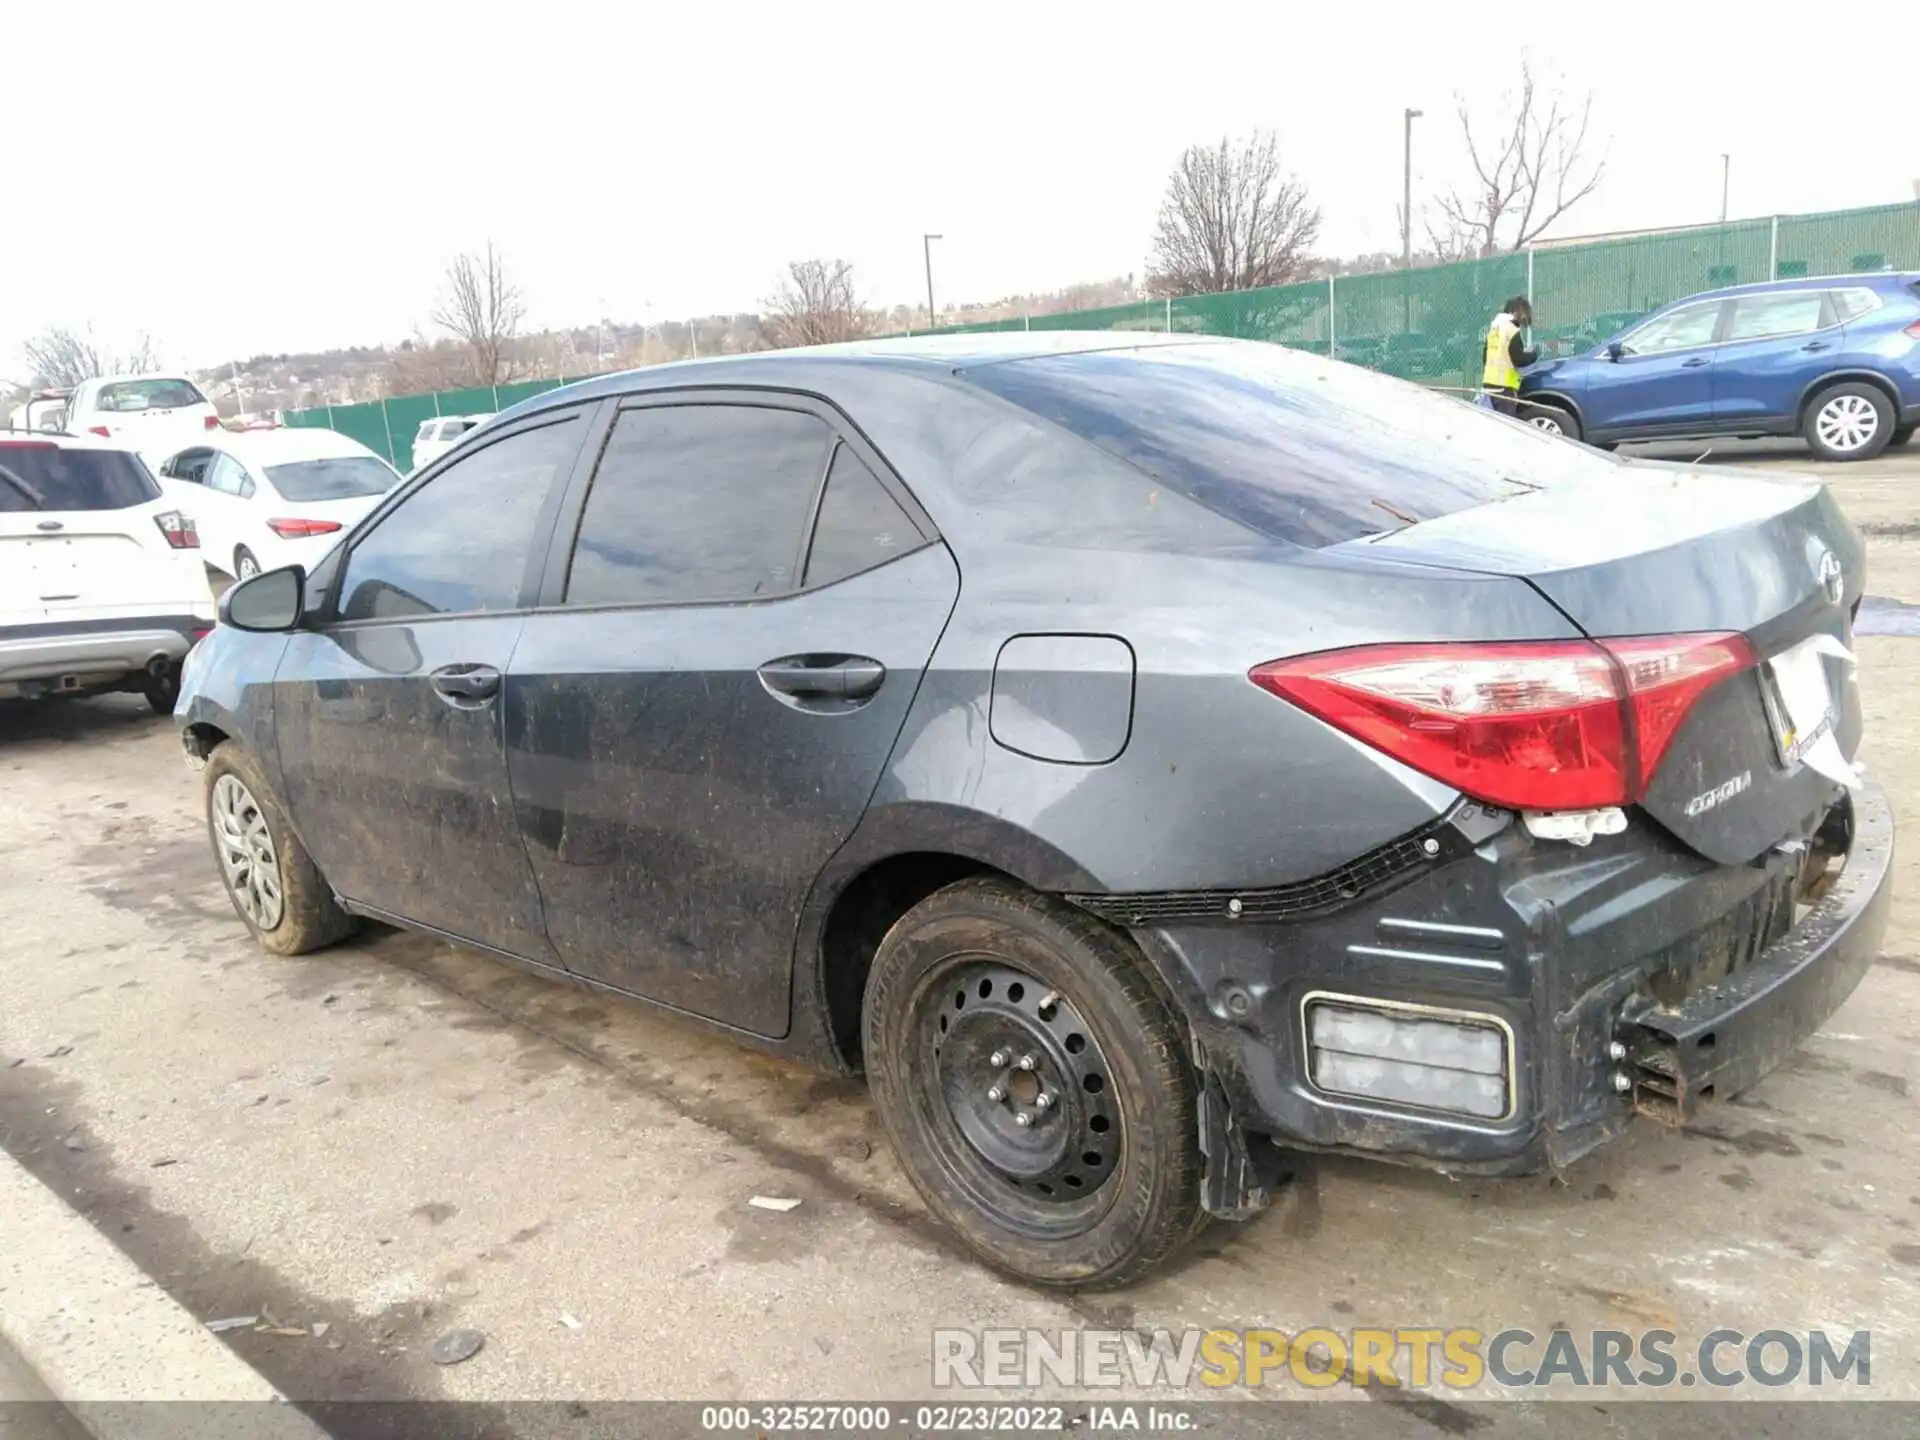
[1720,154,1730,222]
[1402,108,1422,338]
[923,233,943,330]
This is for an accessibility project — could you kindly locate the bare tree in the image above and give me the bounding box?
[22,326,158,388]
[764,260,870,349]
[1433,61,1606,255]
[432,243,525,386]
[1147,132,1321,297]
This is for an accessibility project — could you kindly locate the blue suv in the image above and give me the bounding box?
[1520,272,1920,461]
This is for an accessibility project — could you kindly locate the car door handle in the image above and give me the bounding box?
[757,655,886,704]
[429,663,502,704]
[1801,341,1831,352]
[1681,356,1710,368]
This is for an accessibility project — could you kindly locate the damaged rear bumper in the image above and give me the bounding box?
[1118,783,1893,1207]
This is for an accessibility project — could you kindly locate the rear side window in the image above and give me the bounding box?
[1726,291,1826,342]
[1830,286,1883,322]
[0,444,161,512]
[565,405,833,607]
[338,419,579,621]
[804,444,918,587]
[962,343,1618,548]
[96,379,206,412]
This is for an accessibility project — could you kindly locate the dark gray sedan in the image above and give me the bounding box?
[176,335,1892,1287]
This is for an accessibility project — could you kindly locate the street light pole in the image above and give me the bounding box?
[1720,154,1730,223]
[923,234,943,331]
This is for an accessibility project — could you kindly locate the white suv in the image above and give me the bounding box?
[411,413,494,470]
[63,374,223,461]
[0,435,216,711]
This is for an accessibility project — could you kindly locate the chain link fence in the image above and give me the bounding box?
[283,201,1918,467]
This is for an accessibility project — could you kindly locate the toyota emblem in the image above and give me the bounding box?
[1816,549,1844,605]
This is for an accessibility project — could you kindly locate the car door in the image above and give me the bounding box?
[504,394,959,1036]
[1709,288,1836,427]
[197,450,253,572]
[1578,297,1727,435]
[270,409,590,959]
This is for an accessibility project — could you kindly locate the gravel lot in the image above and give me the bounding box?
[4,439,1920,1425]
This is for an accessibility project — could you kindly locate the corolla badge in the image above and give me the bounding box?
[1816,549,1844,606]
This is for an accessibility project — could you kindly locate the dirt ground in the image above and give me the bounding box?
[4,437,1920,1424]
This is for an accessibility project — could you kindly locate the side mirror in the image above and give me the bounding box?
[220,565,305,633]
[1605,341,1626,361]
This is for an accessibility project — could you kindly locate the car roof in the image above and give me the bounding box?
[1680,271,1920,303]
[205,427,387,466]
[496,331,1213,424]
[88,373,199,387]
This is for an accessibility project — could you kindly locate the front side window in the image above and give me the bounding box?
[1726,291,1827,342]
[1623,302,1722,354]
[564,405,833,608]
[337,418,579,622]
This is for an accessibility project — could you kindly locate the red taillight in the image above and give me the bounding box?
[153,510,200,550]
[204,415,222,430]
[266,517,343,539]
[0,439,56,450]
[1906,320,1920,339]
[87,425,111,437]
[1250,633,1753,811]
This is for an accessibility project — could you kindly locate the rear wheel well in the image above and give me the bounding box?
[820,852,1002,1070]
[1798,373,1900,432]
[182,721,230,760]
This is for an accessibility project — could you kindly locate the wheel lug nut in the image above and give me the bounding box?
[987,1085,1004,1102]
[1035,1093,1052,1110]
[1014,1113,1031,1127]
[1017,1055,1036,1071]
[990,1050,1007,1067]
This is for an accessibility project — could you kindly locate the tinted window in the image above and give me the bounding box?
[0,444,161,511]
[338,419,578,621]
[267,456,399,502]
[1830,286,1883,322]
[962,342,1618,548]
[804,444,917,587]
[1727,291,1825,342]
[1624,302,1722,353]
[96,379,206,412]
[565,405,832,607]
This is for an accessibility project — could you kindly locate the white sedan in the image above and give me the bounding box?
[155,429,403,580]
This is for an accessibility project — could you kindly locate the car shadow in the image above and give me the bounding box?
[0,695,168,749]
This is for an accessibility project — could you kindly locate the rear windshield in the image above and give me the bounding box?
[962,341,1621,548]
[265,456,399,502]
[97,378,206,412]
[0,444,162,511]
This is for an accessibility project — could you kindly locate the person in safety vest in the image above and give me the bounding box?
[1482,295,1539,416]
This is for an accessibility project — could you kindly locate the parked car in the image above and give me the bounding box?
[1,433,213,710]
[1521,273,1920,459]
[176,335,1890,1288]
[156,429,403,580]
[62,375,223,458]
[411,413,494,470]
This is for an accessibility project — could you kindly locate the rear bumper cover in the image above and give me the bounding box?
[0,615,208,695]
[1126,784,1893,1189]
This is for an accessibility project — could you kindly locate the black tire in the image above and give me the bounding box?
[1803,382,1894,462]
[234,546,261,580]
[1525,401,1582,443]
[142,663,180,716]
[1891,424,1915,449]
[863,877,1202,1288]
[203,742,355,956]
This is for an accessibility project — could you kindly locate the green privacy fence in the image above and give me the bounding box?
[283,202,1919,459]
[919,201,1920,390]
[282,377,593,474]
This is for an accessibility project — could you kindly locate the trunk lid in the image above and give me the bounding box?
[1340,464,1862,864]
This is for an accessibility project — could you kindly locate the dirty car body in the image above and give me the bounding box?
[176,334,1892,1283]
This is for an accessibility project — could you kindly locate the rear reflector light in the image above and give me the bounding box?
[87,425,111,437]
[153,510,200,550]
[266,517,343,539]
[1251,633,1753,811]
[204,415,222,430]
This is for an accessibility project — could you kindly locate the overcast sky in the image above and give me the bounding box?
[5,0,1914,375]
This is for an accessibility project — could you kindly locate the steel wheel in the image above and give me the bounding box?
[211,773,284,931]
[1815,393,1881,454]
[917,959,1123,1239]
[235,548,261,580]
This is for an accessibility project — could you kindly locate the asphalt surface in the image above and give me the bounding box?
[3,438,1920,1425]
